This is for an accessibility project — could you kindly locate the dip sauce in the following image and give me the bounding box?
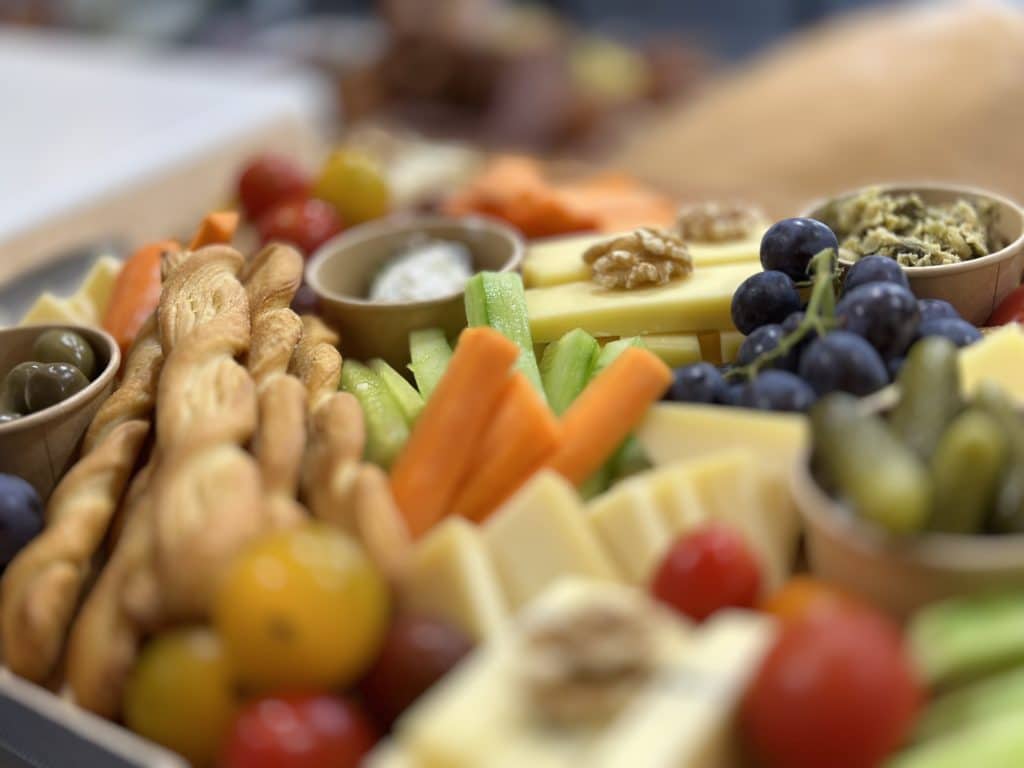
[369,237,474,302]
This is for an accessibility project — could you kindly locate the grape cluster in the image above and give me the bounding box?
[666,220,982,413]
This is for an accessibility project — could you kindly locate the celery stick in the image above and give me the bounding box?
[464,272,545,398]
[369,358,424,425]
[341,360,410,469]
[408,328,452,400]
[591,337,646,378]
[539,329,600,415]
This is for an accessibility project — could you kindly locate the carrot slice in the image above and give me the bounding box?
[188,210,239,250]
[390,327,520,538]
[102,239,180,354]
[449,372,562,523]
[547,347,672,486]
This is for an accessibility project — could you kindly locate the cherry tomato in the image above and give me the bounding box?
[238,153,311,219]
[220,693,377,768]
[314,149,390,226]
[742,611,921,768]
[257,198,343,257]
[761,576,866,626]
[214,524,390,693]
[988,284,1024,326]
[123,627,236,767]
[650,525,761,621]
[359,615,474,728]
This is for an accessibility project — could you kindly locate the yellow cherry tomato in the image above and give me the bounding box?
[214,523,390,693]
[123,627,236,767]
[314,149,391,225]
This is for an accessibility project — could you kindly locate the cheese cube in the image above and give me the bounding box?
[588,480,673,584]
[20,256,122,326]
[525,262,759,343]
[638,402,808,471]
[523,231,765,289]
[483,471,621,609]
[400,518,509,641]
[720,330,745,363]
[20,292,92,326]
[77,255,122,318]
[635,333,702,368]
[960,325,1024,404]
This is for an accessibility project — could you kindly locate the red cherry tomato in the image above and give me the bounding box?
[237,154,311,219]
[987,284,1024,326]
[760,576,866,626]
[257,198,344,257]
[742,611,921,768]
[359,615,474,728]
[220,694,377,768]
[650,524,761,621]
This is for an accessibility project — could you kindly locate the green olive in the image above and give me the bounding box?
[2,362,43,414]
[23,363,90,413]
[31,330,96,379]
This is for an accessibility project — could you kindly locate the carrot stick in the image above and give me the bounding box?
[102,239,180,354]
[547,347,672,486]
[449,372,562,523]
[188,210,239,250]
[390,327,520,537]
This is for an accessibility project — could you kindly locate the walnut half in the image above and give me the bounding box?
[518,588,655,725]
[677,201,764,243]
[583,228,693,290]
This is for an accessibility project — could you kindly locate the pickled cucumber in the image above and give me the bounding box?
[929,409,1008,534]
[974,383,1024,534]
[811,394,932,535]
[889,337,961,459]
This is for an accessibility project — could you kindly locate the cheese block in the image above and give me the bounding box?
[390,579,775,768]
[634,333,702,368]
[523,230,765,288]
[637,402,808,471]
[720,330,745,363]
[399,518,510,641]
[525,262,759,343]
[588,479,673,584]
[960,325,1024,404]
[482,471,621,609]
[20,255,121,326]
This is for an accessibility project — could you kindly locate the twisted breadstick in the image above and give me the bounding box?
[1,420,149,684]
[290,315,342,412]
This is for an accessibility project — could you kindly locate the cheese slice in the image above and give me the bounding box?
[634,333,702,368]
[483,471,621,609]
[588,479,673,585]
[720,330,745,363]
[400,518,509,642]
[637,402,808,471]
[523,230,765,288]
[20,256,122,326]
[960,325,1024,404]
[525,262,759,343]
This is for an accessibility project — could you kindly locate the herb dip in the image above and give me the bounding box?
[369,237,474,302]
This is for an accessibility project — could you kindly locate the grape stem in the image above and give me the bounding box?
[729,249,838,379]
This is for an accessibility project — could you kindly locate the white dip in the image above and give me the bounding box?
[369,238,474,302]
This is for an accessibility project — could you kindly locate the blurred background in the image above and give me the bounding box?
[2,0,1023,289]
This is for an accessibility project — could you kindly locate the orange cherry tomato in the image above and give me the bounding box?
[760,576,865,626]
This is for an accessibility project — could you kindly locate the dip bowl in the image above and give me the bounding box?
[307,215,525,369]
[801,183,1024,325]
[0,324,120,502]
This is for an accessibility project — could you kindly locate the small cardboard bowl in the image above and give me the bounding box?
[793,455,1024,619]
[306,215,525,369]
[0,324,120,502]
[802,183,1024,325]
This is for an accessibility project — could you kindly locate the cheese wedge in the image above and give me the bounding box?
[523,230,765,288]
[588,479,673,585]
[637,402,808,471]
[20,256,122,326]
[390,579,775,768]
[399,518,510,641]
[720,330,745,363]
[525,262,759,343]
[630,333,702,368]
[960,325,1024,404]
[482,471,621,609]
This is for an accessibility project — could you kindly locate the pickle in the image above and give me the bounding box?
[889,337,961,459]
[972,383,1024,533]
[811,394,932,535]
[928,409,1008,534]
